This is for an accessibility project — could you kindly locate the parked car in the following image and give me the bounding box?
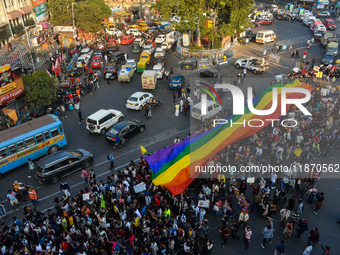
[105,120,145,144]
[200,69,222,78]
[106,28,122,37]
[104,62,119,80]
[318,11,331,18]
[107,46,120,55]
[76,56,90,68]
[80,47,93,58]
[108,52,127,65]
[322,52,335,65]
[161,42,172,50]
[93,50,103,57]
[155,34,166,44]
[145,39,156,47]
[126,59,137,71]
[169,75,185,90]
[153,64,164,79]
[91,56,103,69]
[126,92,153,110]
[121,36,135,45]
[154,47,165,58]
[143,45,155,54]
[258,18,273,25]
[107,38,117,46]
[35,149,93,184]
[97,42,105,50]
[324,19,336,30]
[134,37,145,47]
[86,109,124,134]
[126,28,141,37]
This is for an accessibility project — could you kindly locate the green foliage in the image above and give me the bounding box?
[188,45,204,52]
[48,0,110,32]
[23,70,57,110]
[0,26,10,42]
[12,24,24,35]
[24,18,36,27]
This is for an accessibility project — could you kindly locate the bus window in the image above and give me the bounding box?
[51,128,59,138]
[44,131,51,140]
[8,144,17,154]
[59,125,64,134]
[25,137,36,148]
[35,134,44,144]
[0,148,9,158]
[17,141,25,152]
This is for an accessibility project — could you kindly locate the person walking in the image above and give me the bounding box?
[78,109,84,124]
[172,91,176,104]
[231,219,240,240]
[261,217,274,248]
[170,67,173,76]
[175,103,180,116]
[108,151,115,170]
[295,218,308,240]
[291,49,295,58]
[295,48,300,58]
[206,239,213,255]
[7,189,20,210]
[81,169,89,184]
[28,186,40,207]
[308,227,320,247]
[27,159,34,178]
[219,224,230,248]
[60,180,70,197]
[238,209,249,230]
[303,49,308,59]
[313,192,324,215]
[59,104,66,119]
[244,226,252,249]
[274,239,286,255]
[302,242,313,255]
[319,243,331,255]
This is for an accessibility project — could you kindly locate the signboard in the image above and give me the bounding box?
[34,2,48,23]
[0,65,25,109]
[299,9,304,15]
[32,0,46,7]
[198,200,210,208]
[133,182,146,193]
[318,0,329,4]
[54,26,76,33]
[182,33,190,47]
[83,193,90,200]
[317,4,325,9]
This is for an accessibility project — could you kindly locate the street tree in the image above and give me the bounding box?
[23,70,57,111]
[48,0,111,32]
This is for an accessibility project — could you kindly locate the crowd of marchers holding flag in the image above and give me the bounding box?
[1,69,338,255]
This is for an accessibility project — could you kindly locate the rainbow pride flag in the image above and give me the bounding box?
[145,80,314,196]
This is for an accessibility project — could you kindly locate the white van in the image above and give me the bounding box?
[191,100,222,122]
[256,30,276,44]
[303,14,315,26]
[86,109,124,134]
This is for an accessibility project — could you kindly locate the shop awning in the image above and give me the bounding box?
[20,6,33,15]
[7,10,22,20]
[112,10,131,17]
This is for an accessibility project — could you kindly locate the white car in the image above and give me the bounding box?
[126,92,153,110]
[171,16,181,23]
[80,47,93,59]
[154,47,165,58]
[86,109,124,134]
[76,56,90,68]
[143,45,155,54]
[126,59,137,71]
[106,28,122,37]
[126,28,141,37]
[134,37,145,47]
[161,42,172,50]
[155,35,166,44]
[153,64,164,79]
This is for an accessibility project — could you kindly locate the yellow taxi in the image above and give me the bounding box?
[139,52,151,65]
[107,23,116,29]
[152,19,161,25]
[138,24,150,31]
[129,25,139,29]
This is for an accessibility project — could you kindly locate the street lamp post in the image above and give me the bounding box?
[24,26,36,71]
[72,3,75,29]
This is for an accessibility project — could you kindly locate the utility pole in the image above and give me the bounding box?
[139,0,143,20]
[72,3,75,29]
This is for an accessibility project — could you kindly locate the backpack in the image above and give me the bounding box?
[277,243,286,253]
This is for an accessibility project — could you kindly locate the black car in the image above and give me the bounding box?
[200,69,222,78]
[179,58,197,70]
[35,149,93,184]
[154,56,165,66]
[104,62,119,79]
[108,52,126,65]
[105,120,145,144]
[107,46,119,55]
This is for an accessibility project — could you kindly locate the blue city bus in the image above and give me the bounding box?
[0,114,67,177]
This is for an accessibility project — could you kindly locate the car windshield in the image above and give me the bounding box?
[328,21,335,25]
[127,61,134,65]
[141,55,148,58]
[192,107,201,114]
[325,54,333,58]
[128,96,138,102]
[145,42,151,45]
[329,47,337,51]
[172,78,180,82]
[69,150,83,157]
[93,59,100,62]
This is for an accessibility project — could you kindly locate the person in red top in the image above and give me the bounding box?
[89,68,93,76]
[84,64,89,74]
[70,77,74,84]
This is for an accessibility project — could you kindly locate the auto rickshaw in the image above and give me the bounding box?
[132,44,140,54]
[148,97,161,108]
[137,60,148,73]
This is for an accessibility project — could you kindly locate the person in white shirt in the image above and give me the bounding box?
[270,173,277,189]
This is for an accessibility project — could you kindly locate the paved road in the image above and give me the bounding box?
[1,17,340,254]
